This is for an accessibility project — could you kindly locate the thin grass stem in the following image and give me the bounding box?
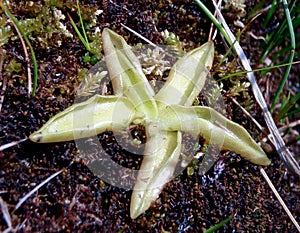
[68,13,90,51]
[218,61,300,81]
[271,0,296,112]
[275,92,300,122]
[204,215,232,233]
[76,0,90,51]
[193,0,230,44]
[0,2,38,96]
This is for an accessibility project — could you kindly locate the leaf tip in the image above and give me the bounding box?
[29,131,43,143]
[130,191,150,219]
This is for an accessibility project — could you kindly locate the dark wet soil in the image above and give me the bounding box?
[0,0,299,232]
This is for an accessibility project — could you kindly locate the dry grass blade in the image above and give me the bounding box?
[231,98,268,136]
[278,120,300,133]
[260,119,300,150]
[0,138,27,151]
[212,0,300,177]
[0,197,12,229]
[260,169,300,231]
[232,98,300,150]
[120,23,160,49]
[0,197,24,233]
[15,168,65,210]
[233,97,300,230]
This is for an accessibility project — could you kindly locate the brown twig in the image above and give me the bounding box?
[102,0,109,20]
[208,0,221,41]
[0,48,6,113]
[6,16,32,95]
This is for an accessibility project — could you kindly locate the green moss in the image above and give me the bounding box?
[5,58,22,75]
[0,16,11,45]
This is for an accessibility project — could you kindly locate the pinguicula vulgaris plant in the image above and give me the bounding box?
[29,28,270,219]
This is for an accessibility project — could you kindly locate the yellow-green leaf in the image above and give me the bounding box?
[130,129,181,219]
[29,95,135,143]
[159,105,271,166]
[102,28,158,120]
[155,41,214,106]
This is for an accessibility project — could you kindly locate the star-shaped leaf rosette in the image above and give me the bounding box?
[30,28,270,219]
